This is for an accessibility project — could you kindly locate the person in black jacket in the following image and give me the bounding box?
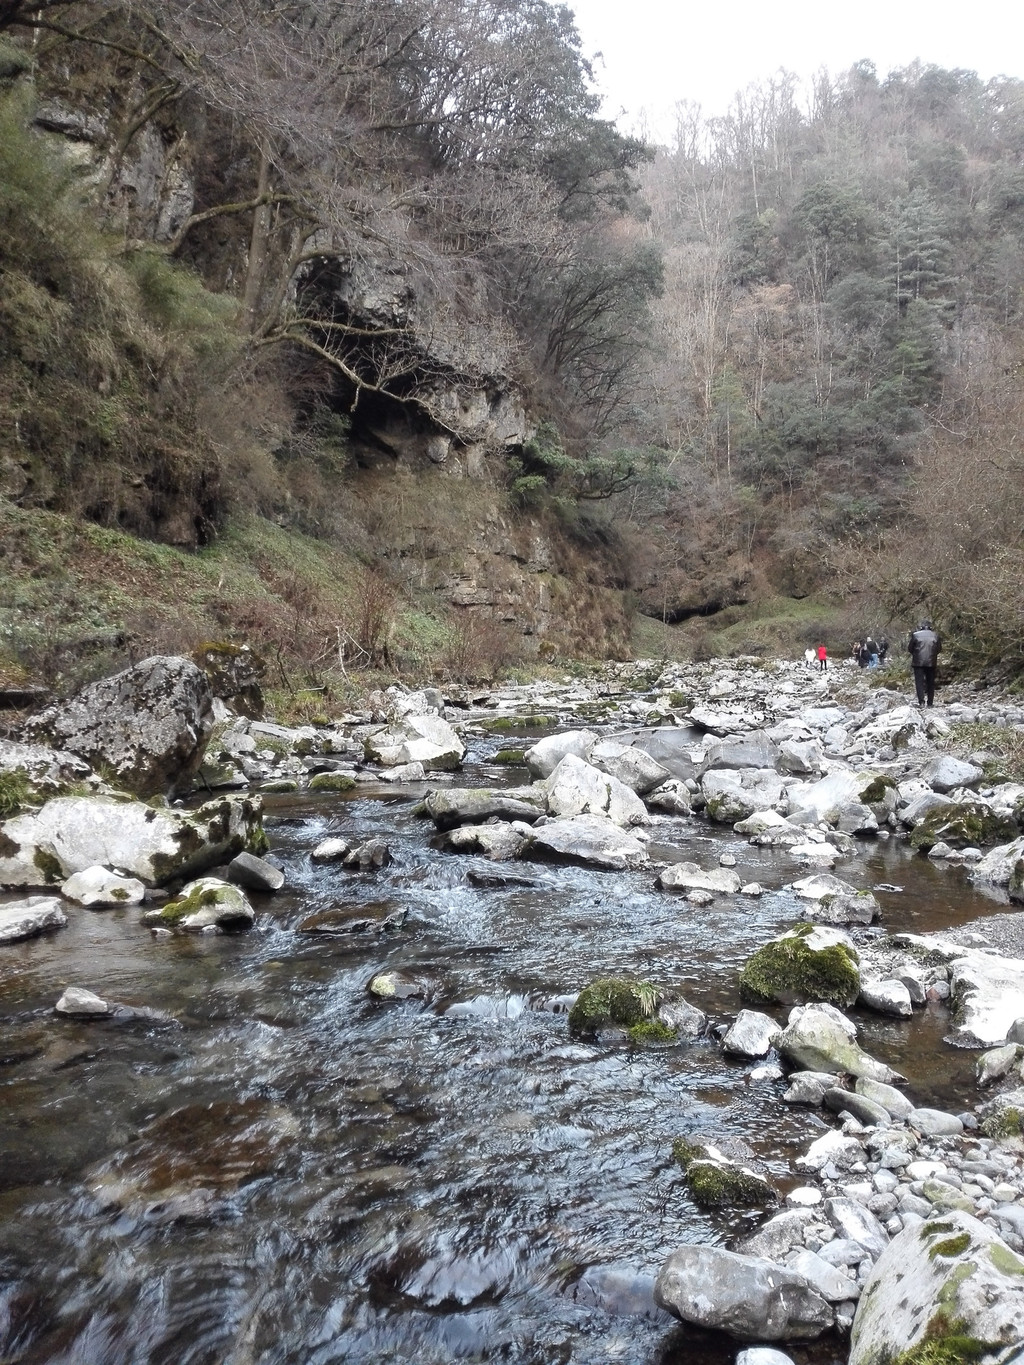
[908,620,941,706]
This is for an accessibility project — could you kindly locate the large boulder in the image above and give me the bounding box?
[526,814,649,870]
[365,713,464,770]
[775,1003,902,1083]
[0,793,264,887]
[192,642,266,719]
[622,726,707,783]
[654,1244,832,1341]
[589,740,670,795]
[850,1212,1024,1365]
[0,738,94,798]
[523,729,597,779]
[24,656,215,797]
[922,754,984,793]
[703,732,780,772]
[785,772,867,826]
[948,950,1024,1047]
[739,926,861,1008]
[543,755,648,827]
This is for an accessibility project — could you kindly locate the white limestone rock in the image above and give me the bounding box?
[723,1009,782,1058]
[522,729,598,779]
[656,862,742,895]
[365,713,465,771]
[55,985,110,1016]
[776,1003,903,1084]
[0,793,263,888]
[0,896,67,943]
[849,1212,1024,1365]
[654,1243,832,1341]
[526,814,649,871]
[60,865,146,907]
[589,740,670,794]
[543,754,648,827]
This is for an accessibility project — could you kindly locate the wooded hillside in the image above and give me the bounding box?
[0,5,1022,685]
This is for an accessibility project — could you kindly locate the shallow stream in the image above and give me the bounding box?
[0,723,1010,1365]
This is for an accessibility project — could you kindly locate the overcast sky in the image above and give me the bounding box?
[566,0,1024,142]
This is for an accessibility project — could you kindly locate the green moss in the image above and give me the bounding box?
[859,774,896,805]
[492,749,526,765]
[929,1234,972,1259]
[667,691,693,709]
[160,884,221,923]
[246,825,270,856]
[988,1243,1024,1275]
[627,1020,677,1045]
[739,924,861,1007]
[308,772,356,793]
[892,1311,994,1365]
[671,1138,701,1170]
[980,1106,1024,1140]
[685,1159,776,1208]
[568,977,661,1035]
[910,803,1018,852]
[32,847,63,883]
[110,887,130,901]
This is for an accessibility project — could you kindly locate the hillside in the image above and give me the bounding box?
[1,7,1022,692]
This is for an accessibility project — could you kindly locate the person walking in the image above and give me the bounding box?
[908,620,941,707]
[816,643,828,673]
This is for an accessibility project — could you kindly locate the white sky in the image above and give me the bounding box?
[566,0,1024,142]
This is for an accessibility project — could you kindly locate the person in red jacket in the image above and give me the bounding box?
[817,643,828,672]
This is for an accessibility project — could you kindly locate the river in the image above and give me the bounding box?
[0,717,1008,1365]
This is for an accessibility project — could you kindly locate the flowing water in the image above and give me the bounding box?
[0,725,1010,1365]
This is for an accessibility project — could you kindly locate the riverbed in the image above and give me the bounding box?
[0,718,1012,1365]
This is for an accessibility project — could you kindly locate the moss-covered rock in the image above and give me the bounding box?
[308,772,357,793]
[568,977,662,1035]
[910,802,1018,852]
[671,1136,778,1208]
[858,774,897,806]
[627,1019,677,1046]
[492,749,526,765]
[155,876,255,930]
[739,924,861,1008]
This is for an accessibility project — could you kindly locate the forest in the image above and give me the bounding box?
[0,0,1022,687]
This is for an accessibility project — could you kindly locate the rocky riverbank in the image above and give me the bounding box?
[3,651,1024,1362]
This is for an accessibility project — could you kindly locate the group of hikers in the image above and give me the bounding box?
[802,620,941,707]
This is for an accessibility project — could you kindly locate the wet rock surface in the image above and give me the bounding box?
[2,655,1024,1363]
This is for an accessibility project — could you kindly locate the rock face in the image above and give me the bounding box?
[654,1244,832,1341]
[850,1212,1024,1365]
[0,794,264,887]
[24,656,215,797]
